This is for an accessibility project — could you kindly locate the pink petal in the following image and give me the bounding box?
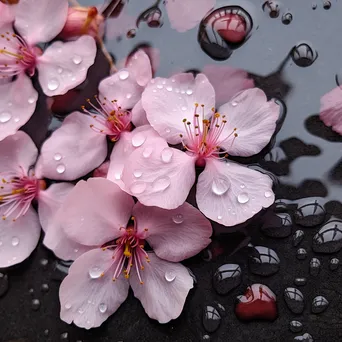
[0,130,37,174]
[131,100,149,127]
[34,111,107,181]
[0,73,38,141]
[60,248,129,329]
[218,88,280,157]
[0,206,40,267]
[202,64,254,107]
[125,49,152,87]
[121,136,197,209]
[142,73,215,145]
[129,252,193,323]
[14,0,68,45]
[93,161,110,178]
[320,87,342,135]
[61,178,134,246]
[0,3,15,25]
[196,158,275,226]
[165,0,215,32]
[133,202,212,262]
[36,35,96,96]
[107,126,161,190]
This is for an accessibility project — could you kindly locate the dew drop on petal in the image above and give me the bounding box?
[28,96,36,104]
[237,193,249,204]
[11,237,19,247]
[212,176,231,196]
[99,303,107,313]
[131,133,146,147]
[126,93,132,99]
[57,67,63,74]
[181,106,187,111]
[231,101,238,107]
[165,271,176,282]
[72,55,82,65]
[114,172,121,180]
[165,128,171,133]
[47,78,59,91]
[265,191,273,198]
[166,86,173,91]
[133,170,143,178]
[186,89,193,95]
[218,215,222,220]
[65,302,72,310]
[54,153,62,161]
[153,177,171,192]
[0,111,12,123]
[143,147,153,158]
[119,70,129,80]
[172,214,184,224]
[56,164,66,174]
[161,147,173,163]
[130,181,147,195]
[14,118,19,123]
[157,84,163,89]
[88,266,103,279]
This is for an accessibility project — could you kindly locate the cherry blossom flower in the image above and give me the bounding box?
[0,131,74,267]
[111,73,279,227]
[45,177,212,327]
[34,50,152,181]
[320,86,342,135]
[0,0,97,141]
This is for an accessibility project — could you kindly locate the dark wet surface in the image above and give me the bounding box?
[2,0,342,341]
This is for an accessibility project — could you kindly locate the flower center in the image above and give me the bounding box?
[82,96,132,141]
[100,217,149,284]
[0,32,38,78]
[179,103,238,166]
[0,170,44,221]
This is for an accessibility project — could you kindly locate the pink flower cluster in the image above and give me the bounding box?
[0,0,281,330]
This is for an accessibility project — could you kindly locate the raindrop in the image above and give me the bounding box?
[309,258,321,277]
[293,197,326,227]
[282,12,293,25]
[153,176,171,192]
[284,287,305,314]
[165,128,171,133]
[290,320,303,333]
[237,192,249,204]
[312,219,342,253]
[202,335,210,341]
[312,3,317,10]
[11,236,19,246]
[0,273,9,297]
[323,1,331,10]
[47,78,60,91]
[60,332,69,341]
[296,248,307,260]
[130,181,147,195]
[165,271,176,282]
[294,333,313,342]
[29,288,34,295]
[291,42,317,67]
[41,283,49,292]
[265,191,273,198]
[127,29,136,38]
[14,118,19,123]
[211,176,231,196]
[52,260,72,281]
[119,70,129,80]
[0,111,12,123]
[213,264,242,294]
[329,258,339,270]
[248,246,280,276]
[72,55,82,65]
[161,147,173,163]
[65,302,72,310]
[143,147,153,158]
[203,305,221,333]
[28,96,36,104]
[166,86,173,92]
[186,89,193,95]
[88,266,103,279]
[293,230,304,247]
[56,164,66,174]
[261,212,292,238]
[312,296,329,314]
[294,278,307,287]
[54,153,62,161]
[181,106,187,111]
[131,132,146,147]
[99,303,107,313]
[133,170,143,178]
[44,329,49,336]
[57,67,63,74]
[232,101,238,107]
[172,214,184,224]
[31,299,41,311]
[126,93,132,99]
[262,1,280,18]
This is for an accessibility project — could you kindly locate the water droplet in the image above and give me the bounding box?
[114,172,121,180]
[31,298,40,311]
[240,184,245,189]
[161,147,173,163]
[57,67,63,74]
[72,55,82,65]
[29,288,34,295]
[166,86,173,92]
[186,89,193,95]
[131,133,146,147]
[130,181,147,195]
[128,167,142,179]
[41,283,49,292]
[47,78,59,91]
[217,215,222,220]
[28,96,36,104]
[290,320,303,333]
[153,176,171,192]
[127,29,136,38]
[119,70,129,80]
[54,153,62,161]
[262,1,280,18]
[312,296,329,314]
[203,305,221,333]
[202,335,210,341]
[237,192,249,204]
[248,246,280,276]
[11,237,19,247]
[39,258,48,268]
[261,213,292,238]
[211,176,231,196]
[44,329,49,336]
[296,248,307,260]
[165,271,176,282]
[309,257,321,276]
[293,230,304,247]
[172,214,184,224]
[282,12,292,25]
[157,84,163,89]
[201,248,213,262]
[284,287,305,314]
[264,190,273,198]
[78,307,85,314]
[291,41,317,67]
[14,118,19,123]
[65,302,72,310]
[60,332,69,341]
[294,198,326,227]
[330,258,339,270]
[312,3,317,10]
[323,1,331,10]
[312,219,342,253]
[294,333,313,342]
[56,164,66,174]
[181,106,187,111]
[143,147,153,158]
[0,273,9,297]
[231,101,238,107]
[0,111,11,123]
[213,264,241,295]
[99,303,107,313]
[294,278,307,287]
[88,266,103,279]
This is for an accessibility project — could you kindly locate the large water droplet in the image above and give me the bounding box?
[119,70,129,80]
[296,248,307,260]
[291,41,317,67]
[56,164,66,174]
[172,213,184,224]
[213,264,241,295]
[0,273,9,298]
[203,305,221,333]
[133,170,143,178]
[237,192,249,204]
[72,55,82,65]
[31,298,41,311]
[262,1,280,18]
[99,303,107,313]
[284,287,305,314]
[143,147,153,158]
[161,147,173,163]
[323,1,331,10]
[294,333,313,342]
[65,302,72,310]
[248,246,280,276]
[293,197,326,227]
[282,12,292,25]
[165,271,176,282]
[293,230,304,247]
[290,320,303,333]
[330,257,339,270]
[54,153,62,161]
[211,176,230,196]
[312,218,342,253]
[130,181,147,195]
[309,257,321,276]
[261,212,292,238]
[131,133,146,147]
[11,237,19,247]
[0,111,11,123]
[153,177,171,192]
[312,296,329,314]
[294,278,307,287]
[88,266,103,279]
[47,78,59,91]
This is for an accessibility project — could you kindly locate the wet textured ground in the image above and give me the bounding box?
[2,0,342,341]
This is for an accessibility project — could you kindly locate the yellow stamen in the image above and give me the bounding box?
[0,49,23,60]
[123,242,132,257]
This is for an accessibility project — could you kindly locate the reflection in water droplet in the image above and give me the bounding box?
[11,237,19,246]
[54,153,62,161]
[262,1,280,18]
[290,320,303,333]
[153,177,171,192]
[212,176,230,195]
[133,170,143,178]
[31,298,40,311]
[296,248,307,260]
[0,111,12,123]
[282,12,293,25]
[72,55,82,64]
[312,296,329,314]
[161,147,173,163]
[47,78,60,91]
[291,41,317,67]
[284,287,305,314]
[172,214,184,224]
[165,271,176,282]
[132,133,146,147]
[309,257,321,276]
[294,278,307,286]
[293,230,304,247]
[119,70,129,80]
[0,273,9,297]
[99,303,107,313]
[88,266,103,279]
[237,192,249,204]
[203,305,221,333]
[213,264,241,294]
[261,212,292,238]
[329,258,339,270]
[248,246,280,276]
[56,164,66,174]
[143,147,153,158]
[312,219,342,253]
